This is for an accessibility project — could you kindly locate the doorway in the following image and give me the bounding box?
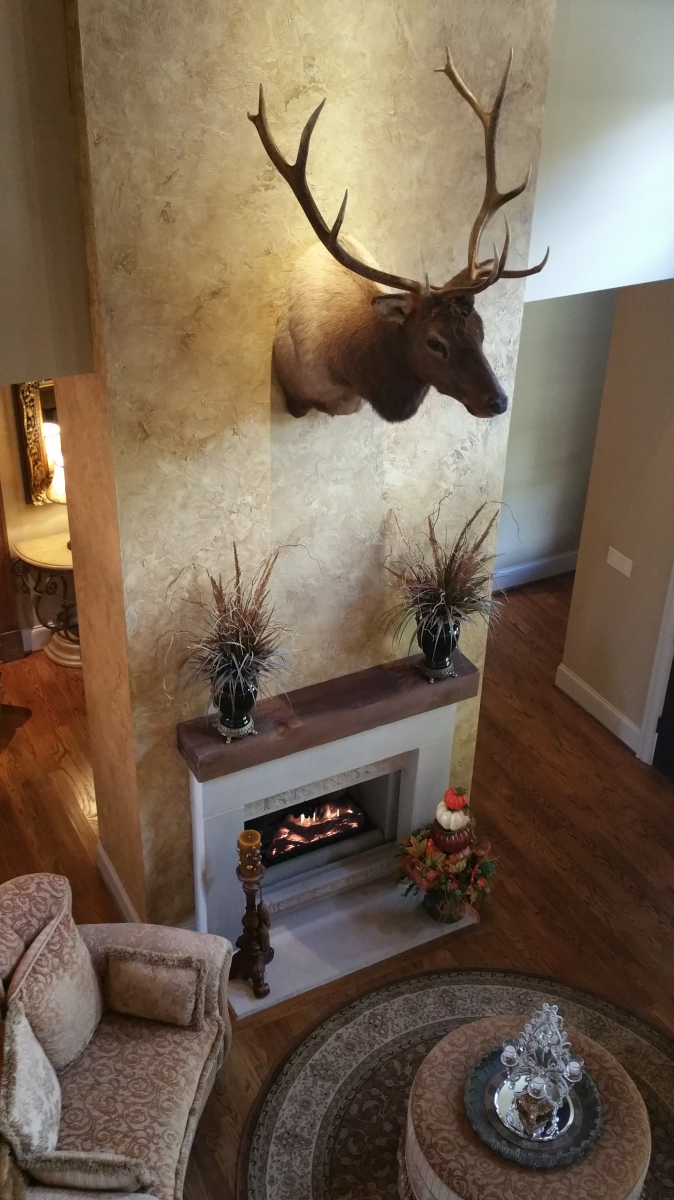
[0,379,112,919]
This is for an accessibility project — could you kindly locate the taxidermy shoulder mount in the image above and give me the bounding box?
[249,46,548,423]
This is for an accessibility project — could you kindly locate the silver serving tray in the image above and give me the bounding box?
[464,1047,603,1169]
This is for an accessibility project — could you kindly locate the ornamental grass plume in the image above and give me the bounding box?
[184,544,288,704]
[385,500,501,649]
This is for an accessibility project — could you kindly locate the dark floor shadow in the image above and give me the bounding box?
[0,704,32,752]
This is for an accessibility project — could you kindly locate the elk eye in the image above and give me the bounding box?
[427,336,448,359]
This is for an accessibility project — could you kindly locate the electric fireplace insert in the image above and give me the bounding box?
[246,791,376,868]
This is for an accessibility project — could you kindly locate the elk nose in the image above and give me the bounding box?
[487,392,508,416]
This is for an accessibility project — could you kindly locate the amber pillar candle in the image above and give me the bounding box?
[238,829,262,877]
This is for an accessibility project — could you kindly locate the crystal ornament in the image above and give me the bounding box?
[496,1004,585,1140]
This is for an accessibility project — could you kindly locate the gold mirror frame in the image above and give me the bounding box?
[11,380,61,506]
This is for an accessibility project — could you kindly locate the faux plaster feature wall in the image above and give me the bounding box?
[72,0,555,923]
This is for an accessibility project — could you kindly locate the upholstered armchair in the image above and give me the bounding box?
[0,874,233,1200]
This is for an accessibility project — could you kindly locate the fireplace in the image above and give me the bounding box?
[247,791,374,867]
[179,652,480,1015]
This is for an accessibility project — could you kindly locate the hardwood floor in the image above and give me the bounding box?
[0,649,119,922]
[2,582,673,1197]
[185,574,674,1200]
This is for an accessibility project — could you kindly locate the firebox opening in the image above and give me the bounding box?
[246,791,376,868]
[245,771,401,890]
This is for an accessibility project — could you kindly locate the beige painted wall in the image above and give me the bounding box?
[497,289,617,572]
[0,0,93,385]
[562,279,674,727]
[70,0,555,923]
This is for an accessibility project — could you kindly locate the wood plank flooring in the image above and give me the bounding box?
[0,650,119,922]
[185,574,674,1200]
[1,581,673,1198]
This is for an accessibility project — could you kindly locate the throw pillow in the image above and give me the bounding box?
[106,948,206,1030]
[0,999,61,1157]
[0,924,25,988]
[8,910,102,1070]
[21,1149,154,1192]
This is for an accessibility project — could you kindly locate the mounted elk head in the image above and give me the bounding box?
[249,47,548,423]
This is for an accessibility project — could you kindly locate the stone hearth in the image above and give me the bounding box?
[177,652,479,1015]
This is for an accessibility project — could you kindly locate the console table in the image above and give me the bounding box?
[400,1014,651,1200]
[13,532,81,668]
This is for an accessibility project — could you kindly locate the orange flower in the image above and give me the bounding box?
[419,868,440,894]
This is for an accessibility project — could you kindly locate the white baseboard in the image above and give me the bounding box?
[494,551,578,592]
[555,663,641,752]
[22,625,52,653]
[96,844,141,922]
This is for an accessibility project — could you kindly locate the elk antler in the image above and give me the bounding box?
[436,44,549,293]
[248,47,548,299]
[248,86,423,294]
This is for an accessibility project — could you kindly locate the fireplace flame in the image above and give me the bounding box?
[297,805,341,826]
[266,799,366,861]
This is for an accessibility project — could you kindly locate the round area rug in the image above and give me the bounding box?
[241,970,674,1200]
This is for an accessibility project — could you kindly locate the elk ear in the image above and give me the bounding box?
[371,293,415,324]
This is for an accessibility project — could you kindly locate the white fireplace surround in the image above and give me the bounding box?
[181,655,479,1014]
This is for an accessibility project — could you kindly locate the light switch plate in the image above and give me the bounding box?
[607,546,633,577]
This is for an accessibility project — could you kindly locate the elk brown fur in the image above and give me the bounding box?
[250,46,548,423]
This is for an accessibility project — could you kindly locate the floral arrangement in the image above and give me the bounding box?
[384,499,500,648]
[395,786,496,923]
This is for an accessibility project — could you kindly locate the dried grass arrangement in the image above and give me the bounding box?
[184,545,288,736]
[385,501,500,675]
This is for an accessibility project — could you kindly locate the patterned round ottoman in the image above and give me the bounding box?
[400,1014,651,1200]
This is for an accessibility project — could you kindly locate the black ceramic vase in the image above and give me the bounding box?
[217,677,258,742]
[417,619,460,681]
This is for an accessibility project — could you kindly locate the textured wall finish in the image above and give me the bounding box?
[72,0,555,922]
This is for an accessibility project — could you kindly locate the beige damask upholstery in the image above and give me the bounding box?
[10,910,104,1071]
[105,949,206,1030]
[56,1012,224,1198]
[27,1192,143,1200]
[0,874,233,1200]
[0,876,71,993]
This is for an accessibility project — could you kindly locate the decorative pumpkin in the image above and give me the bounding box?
[435,801,470,831]
[444,787,468,811]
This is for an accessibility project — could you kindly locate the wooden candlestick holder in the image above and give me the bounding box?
[230,861,274,999]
